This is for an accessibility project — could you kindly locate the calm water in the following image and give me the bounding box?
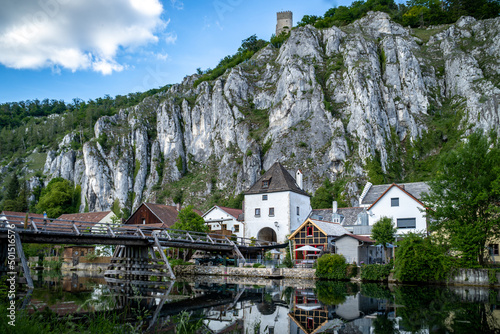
[21,270,500,333]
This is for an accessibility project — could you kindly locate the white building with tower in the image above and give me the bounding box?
[243,162,311,243]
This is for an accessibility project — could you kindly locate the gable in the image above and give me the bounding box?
[245,162,309,196]
[368,184,426,211]
[361,182,430,206]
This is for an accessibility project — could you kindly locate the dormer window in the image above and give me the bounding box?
[262,181,269,188]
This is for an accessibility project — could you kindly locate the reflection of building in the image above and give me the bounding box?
[244,162,311,243]
[289,287,384,334]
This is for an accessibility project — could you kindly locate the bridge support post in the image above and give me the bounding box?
[14,233,34,289]
[105,244,174,283]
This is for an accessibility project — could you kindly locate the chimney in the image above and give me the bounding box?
[296,170,303,189]
[332,201,337,214]
[176,203,181,211]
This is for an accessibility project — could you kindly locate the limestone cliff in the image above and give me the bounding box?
[41,12,500,213]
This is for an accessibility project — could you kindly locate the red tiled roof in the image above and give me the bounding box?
[218,206,243,219]
[57,212,113,224]
[1,211,45,223]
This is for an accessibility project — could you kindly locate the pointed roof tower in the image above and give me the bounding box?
[244,162,309,196]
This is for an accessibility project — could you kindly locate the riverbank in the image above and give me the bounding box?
[174,265,500,288]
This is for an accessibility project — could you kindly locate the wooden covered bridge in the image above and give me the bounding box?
[0,214,285,289]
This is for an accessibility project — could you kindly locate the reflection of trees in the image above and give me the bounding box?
[314,281,359,305]
[373,313,399,334]
[393,285,500,333]
[361,283,393,301]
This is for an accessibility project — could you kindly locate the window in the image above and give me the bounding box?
[296,206,300,215]
[307,226,313,236]
[391,198,399,207]
[142,218,146,225]
[490,244,499,256]
[255,208,261,217]
[262,194,268,200]
[262,181,269,188]
[269,207,275,216]
[222,224,227,230]
[397,218,416,229]
[234,224,239,233]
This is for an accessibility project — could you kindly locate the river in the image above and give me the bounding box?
[18,270,500,333]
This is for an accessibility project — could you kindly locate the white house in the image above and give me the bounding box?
[244,162,311,243]
[202,205,244,239]
[359,182,430,235]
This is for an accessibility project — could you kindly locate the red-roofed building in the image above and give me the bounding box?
[0,211,45,227]
[202,205,244,238]
[125,203,203,228]
[333,234,385,264]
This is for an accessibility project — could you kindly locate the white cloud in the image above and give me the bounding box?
[170,0,184,10]
[156,53,169,61]
[0,0,167,75]
[164,32,177,44]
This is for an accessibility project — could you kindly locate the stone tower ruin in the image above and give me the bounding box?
[276,11,293,36]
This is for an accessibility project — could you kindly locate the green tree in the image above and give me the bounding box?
[394,233,453,282]
[422,130,500,267]
[371,217,397,263]
[2,174,28,212]
[171,205,208,233]
[35,177,80,218]
[311,178,348,209]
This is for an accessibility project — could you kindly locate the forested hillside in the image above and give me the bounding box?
[0,0,499,219]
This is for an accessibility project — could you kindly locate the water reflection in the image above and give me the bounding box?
[22,270,500,333]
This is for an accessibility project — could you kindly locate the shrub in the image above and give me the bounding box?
[361,263,393,281]
[394,233,454,282]
[315,254,357,280]
[253,263,262,268]
[168,259,193,267]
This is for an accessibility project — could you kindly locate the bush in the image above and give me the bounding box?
[168,259,193,267]
[394,233,454,282]
[253,263,262,268]
[361,263,393,281]
[315,254,357,280]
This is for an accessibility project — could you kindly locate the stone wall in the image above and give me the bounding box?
[173,265,316,280]
[448,268,500,286]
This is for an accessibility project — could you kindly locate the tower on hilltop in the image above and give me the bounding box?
[276,11,292,36]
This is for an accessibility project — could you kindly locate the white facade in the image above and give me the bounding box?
[203,206,244,239]
[367,186,427,235]
[244,191,311,243]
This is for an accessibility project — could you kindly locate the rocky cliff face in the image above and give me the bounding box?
[41,12,500,213]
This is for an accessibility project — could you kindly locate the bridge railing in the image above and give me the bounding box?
[0,215,279,248]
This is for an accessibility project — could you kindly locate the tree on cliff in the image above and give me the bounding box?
[422,130,500,267]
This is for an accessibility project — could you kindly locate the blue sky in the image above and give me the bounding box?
[0,0,393,103]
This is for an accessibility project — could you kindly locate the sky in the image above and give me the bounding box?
[0,0,394,104]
